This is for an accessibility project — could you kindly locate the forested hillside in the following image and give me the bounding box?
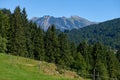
[67,18,120,49]
[0,7,120,80]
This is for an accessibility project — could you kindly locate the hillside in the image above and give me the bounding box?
[67,18,120,49]
[31,15,95,31]
[0,53,84,80]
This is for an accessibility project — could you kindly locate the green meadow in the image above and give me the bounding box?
[0,53,84,80]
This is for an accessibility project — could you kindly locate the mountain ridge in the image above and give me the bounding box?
[31,15,96,31]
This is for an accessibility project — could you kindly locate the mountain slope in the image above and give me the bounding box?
[0,53,84,80]
[67,18,120,49]
[31,15,95,31]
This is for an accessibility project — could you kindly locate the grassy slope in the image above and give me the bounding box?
[0,53,84,80]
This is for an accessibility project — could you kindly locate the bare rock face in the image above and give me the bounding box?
[31,15,96,31]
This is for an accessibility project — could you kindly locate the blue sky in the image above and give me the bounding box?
[0,0,120,22]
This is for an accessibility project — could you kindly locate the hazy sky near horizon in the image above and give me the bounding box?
[0,0,120,22]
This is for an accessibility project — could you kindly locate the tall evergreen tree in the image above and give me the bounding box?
[77,41,91,73]
[33,27,45,60]
[70,42,77,58]
[96,61,109,80]
[44,25,60,63]
[106,50,120,79]
[0,35,7,53]
[116,48,120,62]
[58,32,73,68]
[27,21,37,59]
[21,8,31,57]
[12,6,27,56]
[0,10,10,38]
[91,43,105,79]
[71,52,87,77]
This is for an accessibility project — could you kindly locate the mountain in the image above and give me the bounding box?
[67,18,120,49]
[31,15,95,31]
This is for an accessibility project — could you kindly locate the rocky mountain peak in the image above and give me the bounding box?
[31,15,96,31]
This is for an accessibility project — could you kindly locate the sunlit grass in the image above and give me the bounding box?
[0,53,83,80]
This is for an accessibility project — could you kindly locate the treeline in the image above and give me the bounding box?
[0,6,120,80]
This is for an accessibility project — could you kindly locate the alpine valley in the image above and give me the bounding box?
[0,7,120,80]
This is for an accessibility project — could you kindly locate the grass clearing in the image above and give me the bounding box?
[0,53,84,80]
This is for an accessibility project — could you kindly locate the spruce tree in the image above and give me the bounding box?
[77,41,91,73]
[58,32,73,68]
[92,43,104,79]
[7,13,15,54]
[96,61,109,80]
[28,22,37,59]
[70,42,77,58]
[21,8,29,57]
[116,48,120,62]
[33,27,45,60]
[12,6,27,56]
[0,10,10,38]
[106,50,120,79]
[72,52,87,77]
[0,35,7,53]
[44,25,60,63]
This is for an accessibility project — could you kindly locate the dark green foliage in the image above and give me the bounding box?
[106,50,120,79]
[0,36,7,53]
[67,18,120,49]
[0,8,11,16]
[116,49,120,62]
[27,22,36,59]
[12,6,27,56]
[44,25,60,63]
[70,42,77,58]
[0,10,10,38]
[76,42,120,79]
[21,8,29,57]
[7,14,15,54]
[58,33,73,68]
[96,61,109,80]
[77,41,91,72]
[91,43,108,79]
[71,52,87,77]
[33,27,45,60]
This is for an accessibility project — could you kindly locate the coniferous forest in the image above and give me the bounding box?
[67,18,120,49]
[0,6,120,80]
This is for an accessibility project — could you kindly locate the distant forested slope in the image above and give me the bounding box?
[67,18,120,49]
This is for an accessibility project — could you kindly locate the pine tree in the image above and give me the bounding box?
[21,8,29,57]
[116,48,120,62]
[12,6,27,56]
[44,25,60,63]
[72,52,87,77]
[27,21,37,59]
[0,9,11,53]
[0,10,10,38]
[106,50,120,79]
[0,35,7,53]
[33,27,45,60]
[92,43,104,80]
[58,32,73,68]
[70,42,77,58]
[77,41,91,73]
[96,61,109,80]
